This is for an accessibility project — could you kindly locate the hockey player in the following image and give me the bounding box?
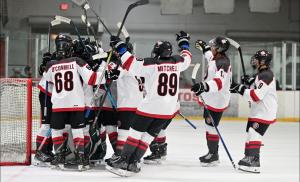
[105,45,145,164]
[44,34,112,170]
[191,37,232,166]
[106,31,191,176]
[230,50,277,173]
[33,52,55,166]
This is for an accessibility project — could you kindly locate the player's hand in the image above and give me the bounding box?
[110,36,127,55]
[105,69,120,81]
[191,82,208,96]
[176,31,190,50]
[230,82,245,95]
[241,75,255,86]
[195,40,210,53]
[39,52,52,75]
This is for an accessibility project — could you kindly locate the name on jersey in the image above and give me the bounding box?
[52,64,74,72]
[157,65,178,72]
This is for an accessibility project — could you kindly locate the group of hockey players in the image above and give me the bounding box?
[34,28,277,176]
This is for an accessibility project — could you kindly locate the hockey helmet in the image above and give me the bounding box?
[151,41,172,58]
[209,36,230,53]
[253,50,272,66]
[55,34,73,59]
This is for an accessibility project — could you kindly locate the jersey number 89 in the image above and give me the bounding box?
[54,71,74,93]
[157,73,177,96]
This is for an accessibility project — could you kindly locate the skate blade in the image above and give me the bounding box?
[238,165,260,173]
[50,164,65,170]
[200,160,220,167]
[143,159,162,165]
[32,160,50,167]
[90,159,104,166]
[105,165,134,177]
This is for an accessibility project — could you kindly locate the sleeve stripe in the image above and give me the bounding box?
[122,55,134,71]
[181,50,192,59]
[88,72,97,85]
[250,89,260,102]
[213,78,222,90]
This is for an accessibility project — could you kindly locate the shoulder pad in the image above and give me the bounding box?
[215,56,230,72]
[143,57,158,66]
[45,60,58,72]
[170,55,184,63]
[258,69,274,85]
[75,57,87,67]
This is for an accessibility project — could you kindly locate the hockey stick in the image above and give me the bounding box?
[177,112,197,129]
[191,63,237,170]
[117,22,130,44]
[226,37,246,77]
[71,0,112,36]
[91,0,149,127]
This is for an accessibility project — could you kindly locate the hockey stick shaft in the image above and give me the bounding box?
[226,37,246,77]
[177,112,197,129]
[91,0,148,125]
[191,64,236,169]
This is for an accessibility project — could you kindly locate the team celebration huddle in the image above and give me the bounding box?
[28,0,277,178]
[34,26,277,177]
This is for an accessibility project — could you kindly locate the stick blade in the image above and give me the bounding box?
[226,37,240,49]
[191,63,201,83]
[71,0,86,6]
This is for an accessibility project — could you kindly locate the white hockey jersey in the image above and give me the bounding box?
[83,61,106,110]
[38,72,53,96]
[198,51,232,112]
[120,50,192,119]
[45,57,104,112]
[117,69,144,111]
[243,69,277,124]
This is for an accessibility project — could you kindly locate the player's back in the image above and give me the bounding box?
[136,55,190,119]
[45,57,94,112]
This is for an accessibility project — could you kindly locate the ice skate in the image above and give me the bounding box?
[33,150,53,167]
[50,153,65,170]
[199,152,220,167]
[106,156,131,177]
[238,156,260,173]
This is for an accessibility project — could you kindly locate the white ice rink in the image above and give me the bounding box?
[1,120,299,182]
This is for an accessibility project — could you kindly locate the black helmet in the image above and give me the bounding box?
[254,50,272,66]
[209,36,230,53]
[55,34,73,59]
[151,41,172,58]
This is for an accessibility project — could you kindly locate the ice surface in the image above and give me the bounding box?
[1,120,299,182]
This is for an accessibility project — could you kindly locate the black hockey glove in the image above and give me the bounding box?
[39,52,52,75]
[230,82,246,95]
[105,69,120,81]
[110,36,127,55]
[176,31,190,50]
[195,40,210,54]
[241,75,255,87]
[191,82,209,96]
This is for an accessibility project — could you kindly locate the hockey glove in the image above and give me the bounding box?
[176,31,190,50]
[191,82,209,96]
[39,52,52,75]
[110,36,127,55]
[230,82,246,95]
[241,75,255,87]
[105,69,120,81]
[195,40,210,54]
